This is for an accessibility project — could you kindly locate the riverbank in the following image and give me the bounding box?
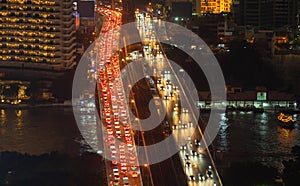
[0,101,73,109]
[200,107,300,114]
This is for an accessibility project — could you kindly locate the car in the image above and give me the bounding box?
[104,101,110,108]
[116,130,121,138]
[198,173,206,181]
[124,126,130,130]
[105,112,111,117]
[126,138,133,144]
[111,95,116,101]
[113,168,119,176]
[131,166,137,171]
[120,163,127,173]
[189,175,195,181]
[191,150,198,156]
[111,153,116,159]
[182,108,188,113]
[120,153,126,159]
[129,155,136,161]
[112,159,118,166]
[109,82,114,89]
[110,146,117,154]
[125,136,132,142]
[123,176,130,185]
[114,175,120,180]
[107,128,113,135]
[119,147,125,154]
[121,110,126,117]
[127,143,133,150]
[114,113,119,118]
[105,117,111,124]
[206,170,213,179]
[180,145,186,150]
[113,180,119,186]
[195,139,201,146]
[125,132,131,137]
[132,172,138,178]
[185,155,190,160]
[185,161,191,167]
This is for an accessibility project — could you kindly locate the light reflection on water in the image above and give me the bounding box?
[76,113,98,151]
[1,107,299,172]
[217,113,229,152]
[202,112,300,171]
[0,107,82,155]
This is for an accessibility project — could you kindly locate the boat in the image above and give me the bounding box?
[277,112,296,129]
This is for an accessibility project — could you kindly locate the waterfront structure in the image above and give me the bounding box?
[0,0,76,71]
[198,87,297,110]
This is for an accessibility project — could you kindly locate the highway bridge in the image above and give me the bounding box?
[91,3,223,186]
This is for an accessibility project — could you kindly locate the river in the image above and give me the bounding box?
[0,107,299,172]
[203,111,300,172]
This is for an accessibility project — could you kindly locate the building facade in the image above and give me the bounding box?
[240,0,299,28]
[200,0,232,14]
[167,0,232,17]
[0,0,76,71]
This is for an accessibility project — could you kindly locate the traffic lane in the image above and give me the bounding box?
[135,12,221,186]
[122,20,188,185]
[97,14,144,186]
[131,79,188,186]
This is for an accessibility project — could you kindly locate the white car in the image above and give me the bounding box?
[113,168,119,176]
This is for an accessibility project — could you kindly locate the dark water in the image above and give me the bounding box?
[0,107,299,171]
[202,111,300,171]
[0,107,81,155]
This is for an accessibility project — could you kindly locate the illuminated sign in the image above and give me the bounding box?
[257,92,267,101]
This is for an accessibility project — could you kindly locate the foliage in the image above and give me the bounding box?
[0,151,105,186]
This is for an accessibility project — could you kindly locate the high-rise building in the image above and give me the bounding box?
[232,0,241,25]
[167,0,232,16]
[240,0,299,28]
[200,0,232,14]
[0,0,76,71]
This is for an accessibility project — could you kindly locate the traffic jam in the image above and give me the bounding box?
[97,8,142,186]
